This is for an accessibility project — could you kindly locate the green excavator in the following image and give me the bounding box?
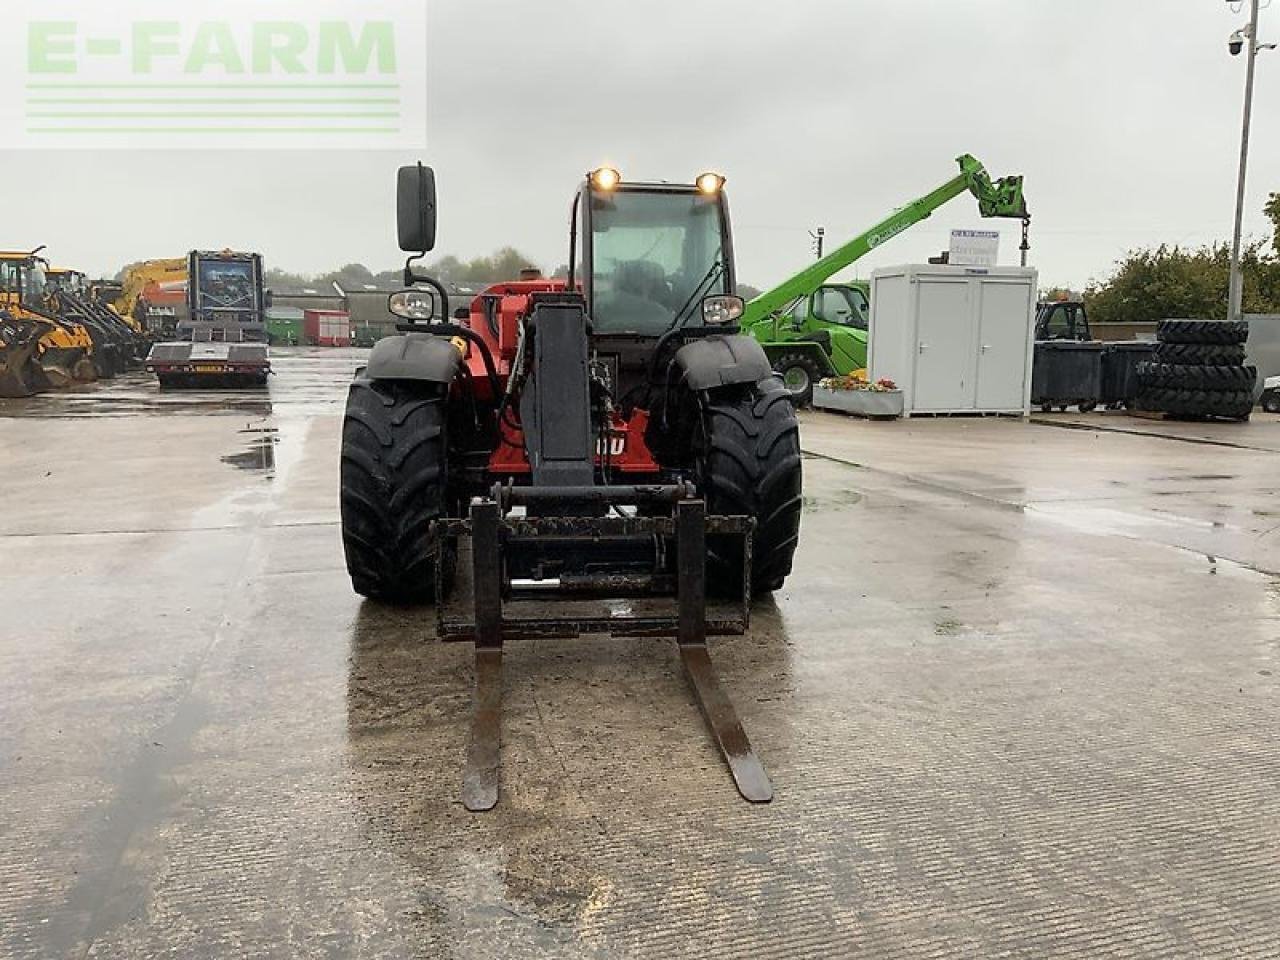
[740,153,1030,405]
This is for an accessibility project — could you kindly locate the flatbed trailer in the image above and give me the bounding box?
[145,338,270,387]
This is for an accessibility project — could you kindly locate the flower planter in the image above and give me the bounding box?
[813,386,904,420]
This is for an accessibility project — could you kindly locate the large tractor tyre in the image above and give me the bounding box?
[1156,319,1250,346]
[340,378,454,605]
[1151,342,1247,366]
[775,353,822,408]
[1136,362,1257,391]
[1136,387,1253,420]
[698,380,803,596]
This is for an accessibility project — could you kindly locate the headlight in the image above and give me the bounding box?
[389,290,436,321]
[695,171,725,194]
[701,294,744,325]
[589,166,621,191]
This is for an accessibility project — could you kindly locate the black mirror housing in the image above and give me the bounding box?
[397,164,437,253]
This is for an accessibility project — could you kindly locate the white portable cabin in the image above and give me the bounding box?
[869,264,1038,417]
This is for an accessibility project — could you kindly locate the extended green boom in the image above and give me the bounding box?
[741,154,1029,327]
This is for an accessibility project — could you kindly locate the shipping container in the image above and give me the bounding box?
[303,309,353,347]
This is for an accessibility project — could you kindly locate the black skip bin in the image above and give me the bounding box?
[1032,341,1104,412]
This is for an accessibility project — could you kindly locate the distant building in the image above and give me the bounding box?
[270,280,490,345]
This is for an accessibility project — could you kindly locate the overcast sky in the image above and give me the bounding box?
[3,0,1277,291]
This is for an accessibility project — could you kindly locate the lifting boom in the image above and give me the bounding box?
[740,154,1029,327]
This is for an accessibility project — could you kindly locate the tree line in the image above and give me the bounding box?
[1083,192,1280,323]
[261,247,552,293]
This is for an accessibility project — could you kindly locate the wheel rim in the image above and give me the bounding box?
[782,365,810,394]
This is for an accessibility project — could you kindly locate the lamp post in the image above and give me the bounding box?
[1226,0,1275,324]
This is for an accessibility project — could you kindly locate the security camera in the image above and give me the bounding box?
[1229,33,1245,55]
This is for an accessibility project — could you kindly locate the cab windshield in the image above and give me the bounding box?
[19,261,48,310]
[48,272,81,295]
[195,259,257,313]
[589,189,729,335]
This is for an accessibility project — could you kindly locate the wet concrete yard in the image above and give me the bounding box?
[2,348,1278,958]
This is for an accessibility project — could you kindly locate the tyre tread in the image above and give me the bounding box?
[340,379,451,604]
[700,381,803,594]
[1155,318,1249,345]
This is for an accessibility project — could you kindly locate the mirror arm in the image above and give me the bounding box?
[402,256,450,320]
[403,252,425,287]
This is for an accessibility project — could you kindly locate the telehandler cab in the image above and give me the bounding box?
[340,165,803,810]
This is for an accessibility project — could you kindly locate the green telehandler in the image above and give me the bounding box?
[740,154,1030,405]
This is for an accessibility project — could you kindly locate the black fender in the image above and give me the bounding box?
[364,332,461,383]
[673,334,775,391]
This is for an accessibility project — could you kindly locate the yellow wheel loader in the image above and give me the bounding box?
[48,268,148,373]
[0,250,96,386]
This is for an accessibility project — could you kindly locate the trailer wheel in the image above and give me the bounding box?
[698,380,803,595]
[1262,390,1280,414]
[340,378,453,604]
[775,353,821,408]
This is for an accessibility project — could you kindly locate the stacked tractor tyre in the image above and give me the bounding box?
[1136,319,1256,422]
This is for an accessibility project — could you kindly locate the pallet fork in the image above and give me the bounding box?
[438,484,773,811]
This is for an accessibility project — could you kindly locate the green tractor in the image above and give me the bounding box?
[740,154,1029,405]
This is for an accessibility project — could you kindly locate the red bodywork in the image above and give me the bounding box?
[458,279,660,478]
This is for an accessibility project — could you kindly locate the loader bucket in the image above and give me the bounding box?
[0,316,52,397]
[37,345,93,387]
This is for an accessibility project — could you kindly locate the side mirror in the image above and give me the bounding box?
[397,163,437,253]
[263,289,274,309]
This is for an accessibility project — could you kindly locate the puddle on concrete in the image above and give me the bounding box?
[222,425,279,474]
[221,437,277,473]
[1030,502,1221,538]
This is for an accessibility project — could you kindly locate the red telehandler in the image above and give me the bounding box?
[340,165,803,810]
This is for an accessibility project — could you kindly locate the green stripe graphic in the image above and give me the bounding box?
[28,97,400,104]
[27,83,401,90]
[26,127,402,134]
[29,112,400,118]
